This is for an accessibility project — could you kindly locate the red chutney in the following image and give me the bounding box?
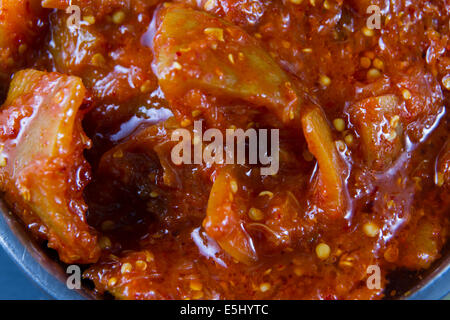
[0,0,448,299]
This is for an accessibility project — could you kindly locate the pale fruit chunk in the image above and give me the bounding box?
[203,168,257,264]
[153,5,300,125]
[0,69,100,264]
[301,106,347,216]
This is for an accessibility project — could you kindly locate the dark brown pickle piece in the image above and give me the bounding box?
[89,118,211,239]
[0,69,100,264]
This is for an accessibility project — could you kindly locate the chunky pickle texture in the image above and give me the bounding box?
[0,69,100,264]
[0,0,448,301]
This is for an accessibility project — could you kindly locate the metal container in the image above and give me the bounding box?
[0,198,449,300]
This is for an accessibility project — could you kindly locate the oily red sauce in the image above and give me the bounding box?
[0,0,448,300]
